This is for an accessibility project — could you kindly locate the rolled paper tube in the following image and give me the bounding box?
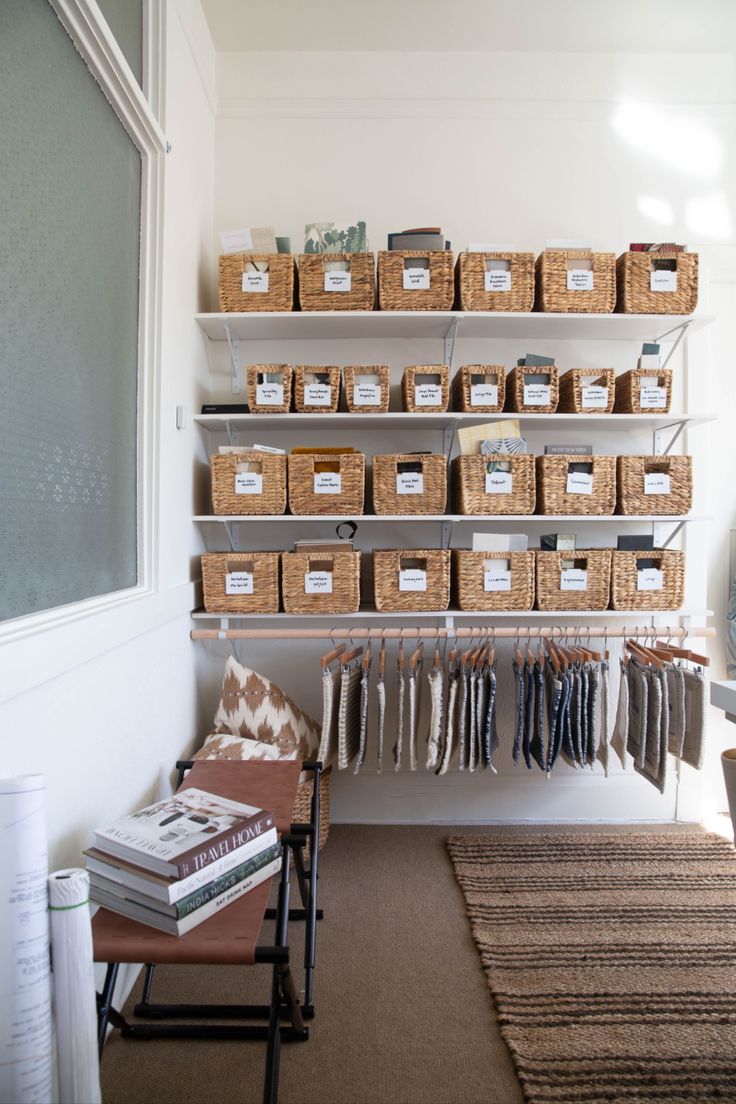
[48,868,101,1104]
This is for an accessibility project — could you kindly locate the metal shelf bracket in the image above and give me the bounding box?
[444,316,461,370]
[224,322,243,395]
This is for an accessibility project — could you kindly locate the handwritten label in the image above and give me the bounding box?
[650,270,677,292]
[324,270,352,292]
[637,567,664,591]
[396,472,424,495]
[255,383,283,406]
[484,270,511,292]
[313,472,342,494]
[581,385,609,409]
[639,385,667,409]
[234,472,263,495]
[485,471,513,494]
[644,472,671,495]
[414,384,442,407]
[304,571,332,594]
[484,569,511,592]
[225,571,254,595]
[471,383,499,407]
[242,271,269,293]
[304,383,332,406]
[567,269,594,291]
[523,384,551,406]
[560,568,588,591]
[403,268,430,290]
[354,383,381,406]
[566,472,593,495]
[399,569,427,592]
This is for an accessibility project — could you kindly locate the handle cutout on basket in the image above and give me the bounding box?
[471,371,500,386]
[403,256,429,270]
[225,561,255,595]
[226,558,254,574]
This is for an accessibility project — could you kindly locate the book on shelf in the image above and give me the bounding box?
[84,823,279,905]
[92,788,275,879]
[89,844,282,936]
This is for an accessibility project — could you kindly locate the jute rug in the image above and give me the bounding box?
[447,832,736,1104]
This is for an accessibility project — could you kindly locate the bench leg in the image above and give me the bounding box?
[97,962,119,1057]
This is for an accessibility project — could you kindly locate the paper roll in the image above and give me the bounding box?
[48,869,101,1104]
[0,775,54,1104]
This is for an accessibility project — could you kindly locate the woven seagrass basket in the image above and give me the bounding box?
[451,454,535,515]
[201,552,280,614]
[246,365,293,413]
[293,366,341,413]
[614,368,672,414]
[287,453,365,515]
[218,253,295,313]
[616,455,693,516]
[535,550,612,612]
[616,252,698,315]
[281,551,361,614]
[297,253,375,311]
[453,550,535,612]
[293,768,331,851]
[210,451,287,516]
[343,365,391,413]
[373,549,451,612]
[455,251,535,312]
[401,365,450,413]
[505,365,559,413]
[558,368,615,414]
[372,453,447,515]
[452,365,506,413]
[536,454,616,515]
[535,250,616,313]
[610,550,685,611]
[377,250,454,311]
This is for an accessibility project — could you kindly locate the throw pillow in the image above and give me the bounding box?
[212,656,321,759]
[193,732,298,763]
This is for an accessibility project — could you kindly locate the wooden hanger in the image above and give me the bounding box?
[362,643,372,671]
[320,634,346,668]
[379,632,386,678]
[626,638,663,669]
[655,639,710,668]
[408,640,424,672]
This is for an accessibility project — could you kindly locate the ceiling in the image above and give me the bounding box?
[201,0,736,53]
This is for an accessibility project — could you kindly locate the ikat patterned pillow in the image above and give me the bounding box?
[211,656,320,759]
[192,731,299,763]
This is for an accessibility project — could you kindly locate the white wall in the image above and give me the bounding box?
[0,0,217,871]
[204,46,736,822]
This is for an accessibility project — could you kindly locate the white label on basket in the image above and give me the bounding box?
[582,385,609,409]
[471,384,499,406]
[523,384,551,406]
[650,270,677,292]
[644,472,671,495]
[354,383,381,406]
[485,471,513,494]
[304,571,332,594]
[396,472,424,495]
[403,268,431,290]
[484,569,511,592]
[399,569,427,592]
[567,269,594,291]
[414,384,442,407]
[225,571,254,595]
[242,271,269,293]
[560,568,588,591]
[256,383,283,406]
[313,472,342,494]
[639,385,667,409]
[234,472,263,495]
[304,383,332,406]
[484,270,511,292]
[637,567,664,591]
[566,472,594,495]
[324,271,352,292]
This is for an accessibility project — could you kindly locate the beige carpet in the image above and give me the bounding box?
[447,831,736,1104]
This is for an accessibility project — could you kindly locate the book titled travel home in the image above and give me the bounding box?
[93,788,275,879]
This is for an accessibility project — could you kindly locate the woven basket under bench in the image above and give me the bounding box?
[293,767,331,851]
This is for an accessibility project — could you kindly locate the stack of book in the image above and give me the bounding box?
[86,788,280,935]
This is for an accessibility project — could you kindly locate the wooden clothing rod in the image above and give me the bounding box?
[191,625,715,642]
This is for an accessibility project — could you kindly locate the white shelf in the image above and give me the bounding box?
[195,411,717,432]
[195,310,714,344]
[192,607,713,621]
[194,514,707,524]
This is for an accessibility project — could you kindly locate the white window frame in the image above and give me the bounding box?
[0,0,182,702]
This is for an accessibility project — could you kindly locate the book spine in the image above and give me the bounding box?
[167,827,277,903]
[176,811,275,879]
[177,856,282,935]
[175,843,281,919]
